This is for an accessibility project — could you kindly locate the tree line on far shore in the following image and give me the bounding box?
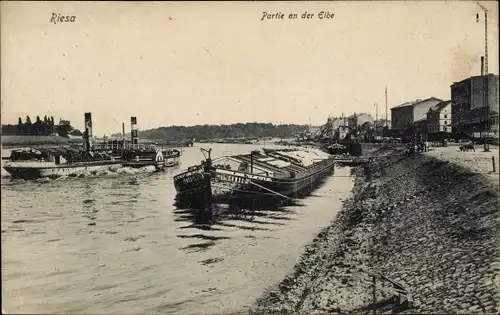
[1,115,82,138]
[110,123,310,142]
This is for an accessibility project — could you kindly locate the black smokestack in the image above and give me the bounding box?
[84,112,93,151]
[481,56,485,76]
[131,116,138,144]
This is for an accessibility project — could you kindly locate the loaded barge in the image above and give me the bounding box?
[173,147,335,207]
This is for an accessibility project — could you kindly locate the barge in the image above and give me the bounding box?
[173,147,335,207]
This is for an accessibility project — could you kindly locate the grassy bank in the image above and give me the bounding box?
[1,135,83,148]
[251,149,499,314]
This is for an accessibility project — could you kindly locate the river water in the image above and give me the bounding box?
[1,143,354,314]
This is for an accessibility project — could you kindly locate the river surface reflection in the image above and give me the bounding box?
[1,143,354,314]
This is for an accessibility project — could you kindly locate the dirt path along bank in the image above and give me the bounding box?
[252,150,500,314]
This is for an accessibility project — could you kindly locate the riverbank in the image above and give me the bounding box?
[251,147,499,314]
[1,135,82,148]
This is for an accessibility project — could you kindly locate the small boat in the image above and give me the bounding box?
[326,143,348,155]
[121,148,165,170]
[163,149,182,167]
[3,147,123,180]
[322,141,363,156]
[173,147,335,207]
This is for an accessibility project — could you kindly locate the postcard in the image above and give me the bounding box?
[1,1,499,314]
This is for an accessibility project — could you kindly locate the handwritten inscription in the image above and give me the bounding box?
[261,11,335,21]
[50,13,76,24]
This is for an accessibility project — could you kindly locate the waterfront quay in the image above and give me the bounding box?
[252,144,499,314]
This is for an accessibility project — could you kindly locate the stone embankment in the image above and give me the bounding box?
[251,147,500,314]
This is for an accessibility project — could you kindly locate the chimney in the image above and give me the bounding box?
[481,56,484,76]
[131,116,138,144]
[84,112,93,151]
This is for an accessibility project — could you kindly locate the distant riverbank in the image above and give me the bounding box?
[251,147,500,314]
[1,135,82,148]
[0,135,185,149]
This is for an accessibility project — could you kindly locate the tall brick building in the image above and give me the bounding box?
[451,74,499,136]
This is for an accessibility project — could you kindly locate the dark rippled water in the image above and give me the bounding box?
[1,143,354,314]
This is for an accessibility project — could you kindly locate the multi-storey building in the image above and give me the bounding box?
[451,74,499,136]
[426,100,452,139]
[390,97,443,136]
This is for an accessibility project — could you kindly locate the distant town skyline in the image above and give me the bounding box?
[1,1,498,136]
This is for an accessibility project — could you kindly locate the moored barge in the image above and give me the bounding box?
[173,147,335,207]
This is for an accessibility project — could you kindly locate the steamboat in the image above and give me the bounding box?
[3,113,123,180]
[3,114,183,179]
[91,116,182,170]
[3,147,122,179]
[92,141,181,170]
[173,147,335,207]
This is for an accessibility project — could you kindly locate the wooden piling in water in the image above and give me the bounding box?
[493,156,496,173]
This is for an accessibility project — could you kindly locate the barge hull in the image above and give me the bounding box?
[174,160,335,207]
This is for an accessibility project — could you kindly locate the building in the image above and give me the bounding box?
[315,116,349,140]
[328,116,347,130]
[426,100,452,139]
[59,119,71,126]
[386,120,392,129]
[308,126,320,135]
[373,119,391,136]
[450,74,499,136]
[338,125,351,140]
[390,97,443,136]
[347,113,375,128]
[414,118,427,136]
[301,125,321,140]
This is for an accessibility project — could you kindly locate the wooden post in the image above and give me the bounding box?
[250,151,254,173]
[372,276,376,315]
[493,156,496,173]
[122,122,125,159]
[385,87,388,128]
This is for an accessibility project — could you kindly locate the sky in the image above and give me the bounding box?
[1,1,499,136]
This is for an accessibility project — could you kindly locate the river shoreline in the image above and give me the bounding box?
[251,147,500,314]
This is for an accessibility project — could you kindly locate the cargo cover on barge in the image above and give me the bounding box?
[173,147,335,207]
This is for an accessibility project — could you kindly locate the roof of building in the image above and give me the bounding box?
[451,73,499,86]
[391,97,443,110]
[429,100,452,112]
